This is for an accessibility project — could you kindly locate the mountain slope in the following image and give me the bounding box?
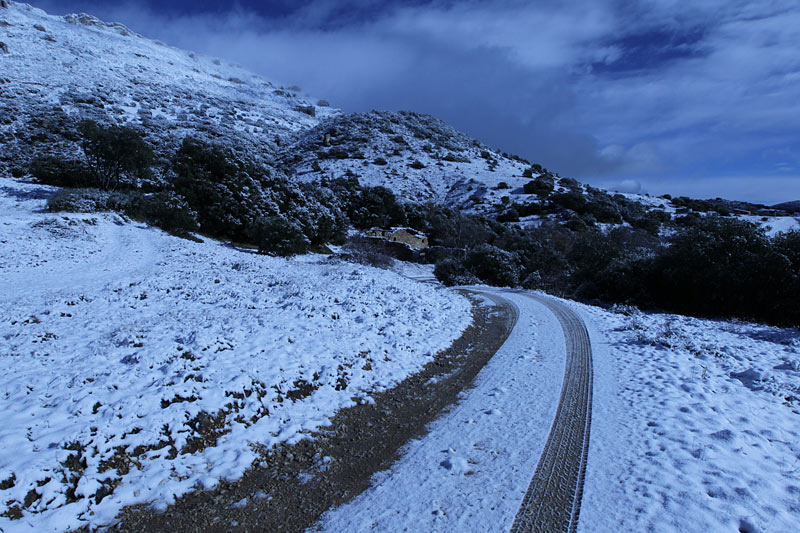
[278,110,534,208]
[1,0,797,232]
[0,1,335,171]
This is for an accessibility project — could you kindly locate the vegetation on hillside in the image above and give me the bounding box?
[25,117,800,327]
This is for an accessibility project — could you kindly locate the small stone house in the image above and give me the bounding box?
[365,227,429,250]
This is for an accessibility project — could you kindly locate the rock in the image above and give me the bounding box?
[0,42,8,54]
[0,1,8,9]
[33,23,46,32]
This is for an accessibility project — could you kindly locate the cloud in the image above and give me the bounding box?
[31,0,800,203]
[609,179,644,194]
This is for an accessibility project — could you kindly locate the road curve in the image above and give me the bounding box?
[509,292,594,533]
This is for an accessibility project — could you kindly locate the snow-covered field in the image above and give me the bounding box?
[581,302,800,532]
[316,290,800,532]
[0,179,471,532]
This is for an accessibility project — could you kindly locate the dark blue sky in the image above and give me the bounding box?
[31,0,800,204]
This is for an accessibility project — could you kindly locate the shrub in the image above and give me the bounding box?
[551,190,586,212]
[46,188,130,212]
[295,105,316,117]
[516,202,542,217]
[464,244,520,287]
[318,147,350,160]
[434,257,479,286]
[247,216,310,256]
[648,217,792,323]
[523,175,555,196]
[30,156,94,188]
[564,216,589,232]
[496,181,510,190]
[497,208,520,223]
[410,160,426,169]
[348,186,406,229]
[78,120,153,190]
[442,152,470,163]
[373,157,388,166]
[125,191,199,236]
[339,236,394,269]
[559,177,582,191]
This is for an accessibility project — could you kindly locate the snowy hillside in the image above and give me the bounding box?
[0,1,336,171]
[279,110,535,209]
[1,1,796,233]
[0,178,470,531]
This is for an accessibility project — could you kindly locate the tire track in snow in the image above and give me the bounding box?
[510,292,593,533]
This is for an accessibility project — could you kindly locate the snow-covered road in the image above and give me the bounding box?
[510,292,592,533]
[316,286,800,533]
[316,289,569,532]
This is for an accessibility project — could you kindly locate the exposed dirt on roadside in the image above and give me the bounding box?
[105,292,516,533]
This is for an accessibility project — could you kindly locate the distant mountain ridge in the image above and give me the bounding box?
[773,200,800,213]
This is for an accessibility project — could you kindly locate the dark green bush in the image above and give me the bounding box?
[247,216,310,256]
[125,191,199,236]
[30,156,94,188]
[78,120,153,190]
[523,175,555,196]
[551,190,586,212]
[348,186,406,229]
[433,257,479,286]
[497,208,520,223]
[463,244,520,287]
[46,188,130,212]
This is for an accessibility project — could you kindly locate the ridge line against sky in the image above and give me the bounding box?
[28,0,800,204]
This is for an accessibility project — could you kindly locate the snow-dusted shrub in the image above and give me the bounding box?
[295,104,315,117]
[78,120,153,190]
[497,208,520,223]
[551,190,587,212]
[247,216,309,256]
[125,191,199,236]
[434,257,480,286]
[610,303,640,316]
[339,236,395,269]
[521,270,544,290]
[29,156,94,188]
[523,174,554,196]
[348,185,406,230]
[46,188,129,213]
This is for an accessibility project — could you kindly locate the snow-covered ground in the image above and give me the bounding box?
[0,179,471,532]
[316,290,800,532]
[580,302,800,532]
[741,215,800,236]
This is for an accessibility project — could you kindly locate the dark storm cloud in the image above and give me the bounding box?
[31,0,800,203]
